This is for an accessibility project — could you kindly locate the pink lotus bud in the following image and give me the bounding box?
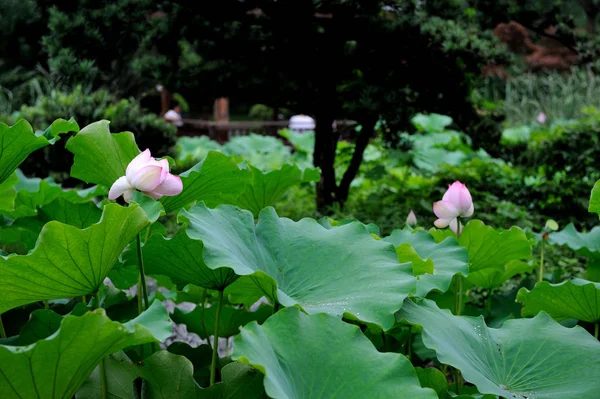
[433,181,473,234]
[108,149,183,203]
[536,112,547,124]
[406,210,417,227]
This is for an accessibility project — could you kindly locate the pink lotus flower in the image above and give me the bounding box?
[406,210,417,227]
[433,181,473,234]
[108,149,183,203]
[536,112,547,124]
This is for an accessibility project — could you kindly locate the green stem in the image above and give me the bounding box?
[457,276,464,316]
[95,291,108,399]
[136,234,149,310]
[201,288,209,339]
[137,280,143,315]
[210,290,224,386]
[144,225,152,243]
[0,314,6,339]
[273,301,281,314]
[82,295,87,304]
[455,369,461,394]
[595,323,599,340]
[407,325,412,362]
[454,217,464,316]
[44,300,49,309]
[538,240,545,283]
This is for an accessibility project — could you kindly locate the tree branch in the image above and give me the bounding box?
[517,21,578,55]
[337,119,376,204]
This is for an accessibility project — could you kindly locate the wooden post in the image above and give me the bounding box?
[160,87,172,116]
[213,97,229,142]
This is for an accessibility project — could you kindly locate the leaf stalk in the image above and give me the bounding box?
[210,290,224,386]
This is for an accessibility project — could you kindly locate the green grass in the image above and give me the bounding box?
[477,69,600,126]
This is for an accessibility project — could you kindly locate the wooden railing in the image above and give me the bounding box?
[178,119,357,142]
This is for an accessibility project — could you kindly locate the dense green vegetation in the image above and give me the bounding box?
[2,1,600,398]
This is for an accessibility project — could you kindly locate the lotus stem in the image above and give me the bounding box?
[455,369,461,394]
[95,291,108,399]
[454,217,464,316]
[136,234,149,311]
[456,276,464,316]
[44,300,49,309]
[595,323,599,340]
[538,240,545,283]
[407,325,412,362]
[210,290,224,386]
[82,295,87,304]
[0,314,6,339]
[200,288,209,339]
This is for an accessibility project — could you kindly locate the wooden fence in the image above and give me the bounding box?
[178,119,357,142]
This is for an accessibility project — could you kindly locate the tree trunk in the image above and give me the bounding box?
[314,111,338,212]
[337,119,376,205]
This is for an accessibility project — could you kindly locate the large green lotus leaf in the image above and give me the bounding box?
[0,173,17,212]
[400,298,600,399]
[233,306,436,399]
[141,229,238,290]
[172,304,272,338]
[137,351,198,399]
[181,204,416,329]
[38,117,80,138]
[224,275,271,307]
[279,129,314,154]
[465,259,534,291]
[432,221,532,288]
[413,147,467,173]
[0,302,170,399]
[222,134,291,171]
[384,229,469,296]
[589,179,600,216]
[78,350,198,399]
[161,151,252,213]
[0,203,148,313]
[2,172,66,219]
[547,223,600,256]
[175,136,222,165]
[2,171,105,220]
[167,342,212,386]
[76,351,138,399]
[65,120,140,187]
[17,309,64,345]
[412,113,453,132]
[0,119,72,184]
[197,362,268,399]
[39,198,103,228]
[517,278,600,322]
[237,164,318,216]
[0,216,45,254]
[0,183,104,253]
[415,367,448,398]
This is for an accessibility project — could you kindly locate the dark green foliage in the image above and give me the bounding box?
[8,87,176,182]
[42,0,157,96]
